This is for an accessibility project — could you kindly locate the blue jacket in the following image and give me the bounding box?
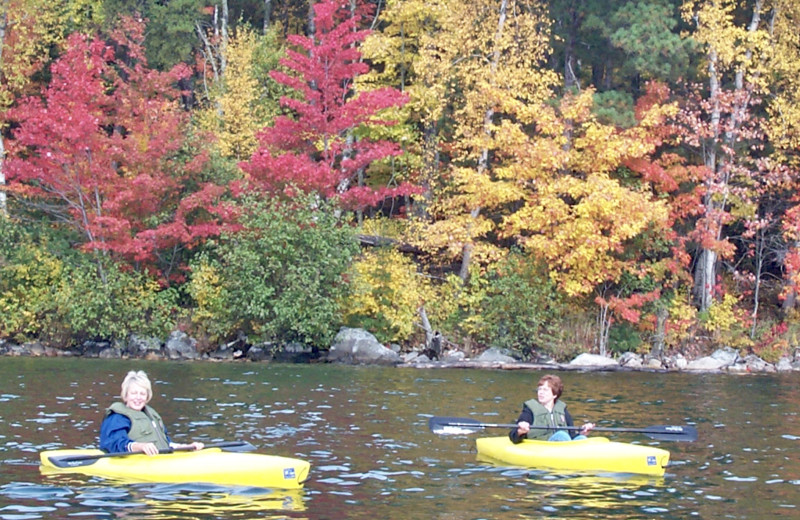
[99,405,173,453]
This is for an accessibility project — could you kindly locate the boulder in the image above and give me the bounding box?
[686,347,740,371]
[619,352,643,367]
[328,328,400,365]
[569,353,619,367]
[273,342,316,363]
[127,335,163,357]
[164,330,199,360]
[476,347,516,363]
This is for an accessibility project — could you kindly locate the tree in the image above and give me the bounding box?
[0,0,80,216]
[359,0,452,217]
[239,0,417,210]
[501,88,672,354]
[102,0,208,70]
[406,0,559,280]
[679,0,775,311]
[4,18,233,282]
[194,25,284,160]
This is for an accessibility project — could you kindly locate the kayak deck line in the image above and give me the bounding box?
[475,436,670,477]
[40,447,311,489]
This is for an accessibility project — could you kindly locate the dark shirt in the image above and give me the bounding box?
[508,403,577,443]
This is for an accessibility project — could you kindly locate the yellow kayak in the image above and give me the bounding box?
[40,446,311,489]
[475,436,670,476]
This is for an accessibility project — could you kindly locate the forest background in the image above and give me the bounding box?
[2,0,800,363]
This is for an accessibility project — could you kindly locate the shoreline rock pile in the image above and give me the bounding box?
[3,327,798,374]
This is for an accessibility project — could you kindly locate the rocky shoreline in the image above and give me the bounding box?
[3,327,799,374]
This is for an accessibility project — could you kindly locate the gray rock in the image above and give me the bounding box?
[687,347,740,371]
[476,347,516,363]
[443,350,466,362]
[127,335,162,357]
[164,330,199,360]
[740,354,774,373]
[328,327,400,365]
[776,357,793,372]
[246,346,269,362]
[569,353,619,367]
[686,356,727,371]
[619,352,643,367]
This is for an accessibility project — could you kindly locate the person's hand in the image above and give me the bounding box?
[516,421,531,436]
[580,422,595,435]
[130,441,159,456]
[170,441,205,451]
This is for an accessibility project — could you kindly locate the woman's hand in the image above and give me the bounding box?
[129,441,159,456]
[516,421,531,436]
[580,422,595,435]
[169,441,205,451]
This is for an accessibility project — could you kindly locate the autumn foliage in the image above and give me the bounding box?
[239,0,419,209]
[4,0,800,359]
[4,19,234,280]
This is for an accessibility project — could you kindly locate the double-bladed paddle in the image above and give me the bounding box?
[428,416,698,442]
[45,440,256,468]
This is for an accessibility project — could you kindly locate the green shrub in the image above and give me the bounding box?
[0,217,178,346]
[608,322,644,354]
[188,194,359,348]
[479,253,565,358]
[342,248,434,343]
[47,259,179,345]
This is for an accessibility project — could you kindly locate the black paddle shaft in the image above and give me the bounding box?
[46,440,255,468]
[428,416,698,442]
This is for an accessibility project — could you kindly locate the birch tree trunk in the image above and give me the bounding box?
[457,0,508,282]
[0,1,8,217]
[263,0,273,33]
[693,1,762,311]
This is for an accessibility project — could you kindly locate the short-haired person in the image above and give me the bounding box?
[99,370,204,455]
[510,374,595,443]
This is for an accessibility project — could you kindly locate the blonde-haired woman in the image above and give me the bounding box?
[99,370,204,455]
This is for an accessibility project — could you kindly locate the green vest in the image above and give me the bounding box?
[523,398,568,440]
[107,402,170,450]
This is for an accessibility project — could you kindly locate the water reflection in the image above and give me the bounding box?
[1,479,306,519]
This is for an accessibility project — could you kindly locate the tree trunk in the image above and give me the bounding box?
[596,300,611,357]
[219,0,229,77]
[693,2,762,312]
[750,225,765,339]
[457,0,508,282]
[263,0,273,33]
[0,1,8,217]
[563,4,580,90]
[652,305,668,360]
[307,0,316,40]
[693,42,721,311]
[413,121,439,220]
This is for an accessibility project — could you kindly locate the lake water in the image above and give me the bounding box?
[1,357,798,519]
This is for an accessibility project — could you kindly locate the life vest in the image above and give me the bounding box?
[523,398,568,440]
[107,402,170,451]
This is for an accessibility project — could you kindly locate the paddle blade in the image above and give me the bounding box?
[46,453,123,468]
[214,441,256,452]
[44,441,257,468]
[640,425,698,442]
[428,416,514,435]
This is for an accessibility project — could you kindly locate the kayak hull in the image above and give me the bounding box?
[39,448,310,489]
[475,436,670,477]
